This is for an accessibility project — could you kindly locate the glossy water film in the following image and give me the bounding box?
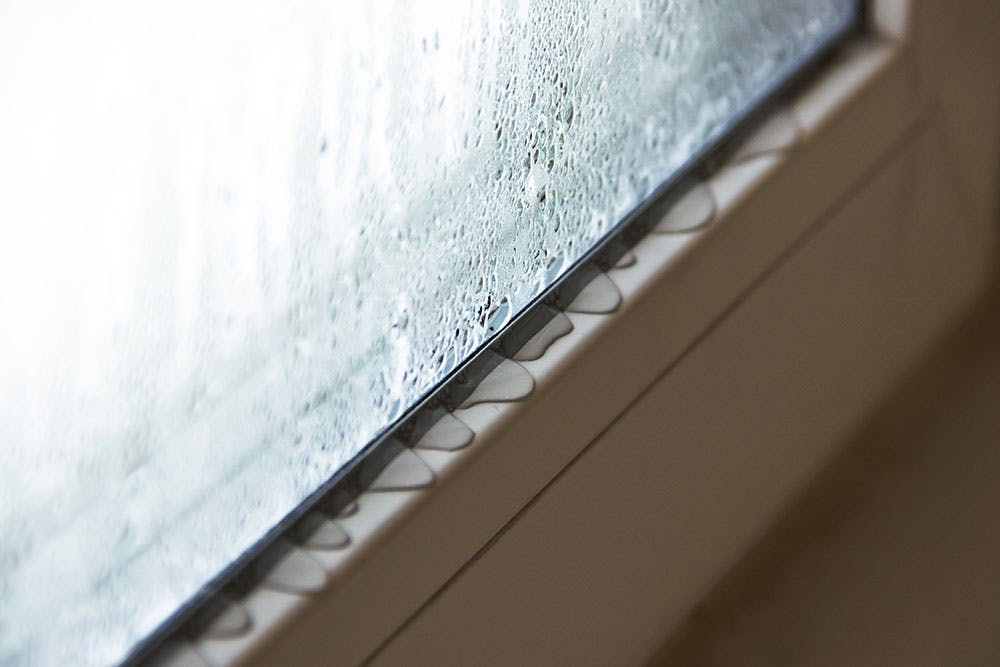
[0,1,854,663]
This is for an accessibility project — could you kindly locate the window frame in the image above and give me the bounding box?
[125,3,868,663]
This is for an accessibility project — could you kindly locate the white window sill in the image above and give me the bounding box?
[155,2,1000,664]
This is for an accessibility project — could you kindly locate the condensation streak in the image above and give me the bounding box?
[0,1,854,663]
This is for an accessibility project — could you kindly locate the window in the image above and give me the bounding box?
[0,2,856,663]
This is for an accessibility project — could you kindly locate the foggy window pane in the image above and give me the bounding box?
[0,1,854,663]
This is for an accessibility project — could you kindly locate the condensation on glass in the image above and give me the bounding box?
[0,1,855,663]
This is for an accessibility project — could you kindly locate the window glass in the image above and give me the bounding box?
[0,1,855,663]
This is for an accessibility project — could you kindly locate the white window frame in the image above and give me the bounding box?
[153,2,1000,664]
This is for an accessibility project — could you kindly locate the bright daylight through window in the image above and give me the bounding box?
[0,1,855,663]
